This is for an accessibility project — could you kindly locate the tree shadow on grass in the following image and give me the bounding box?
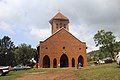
[116,66,120,68]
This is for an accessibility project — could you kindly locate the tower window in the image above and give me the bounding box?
[60,23,62,25]
[64,27,66,28]
[64,24,66,26]
[46,47,48,49]
[56,23,58,26]
[60,26,62,28]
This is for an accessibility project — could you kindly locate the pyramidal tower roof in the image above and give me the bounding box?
[52,12,68,20]
[49,12,69,24]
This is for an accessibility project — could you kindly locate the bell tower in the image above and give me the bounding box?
[49,12,69,34]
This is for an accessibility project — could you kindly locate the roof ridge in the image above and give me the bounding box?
[41,28,64,43]
[40,28,86,44]
[49,12,69,24]
[54,12,68,20]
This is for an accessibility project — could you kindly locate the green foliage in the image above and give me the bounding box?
[93,30,116,59]
[113,41,120,54]
[0,36,37,66]
[0,36,15,66]
[94,30,116,47]
[87,50,110,62]
[14,43,37,66]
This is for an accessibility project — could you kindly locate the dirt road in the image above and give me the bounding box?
[15,68,79,80]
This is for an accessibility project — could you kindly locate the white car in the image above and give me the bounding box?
[116,52,120,66]
[13,65,31,71]
[0,66,9,76]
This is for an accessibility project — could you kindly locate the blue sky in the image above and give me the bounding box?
[0,0,120,52]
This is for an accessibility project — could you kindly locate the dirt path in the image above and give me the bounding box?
[15,68,78,80]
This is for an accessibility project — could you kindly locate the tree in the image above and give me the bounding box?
[87,50,109,62]
[93,30,116,59]
[14,43,37,66]
[113,41,120,54]
[0,36,15,66]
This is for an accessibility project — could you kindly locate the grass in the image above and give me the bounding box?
[0,70,25,80]
[0,63,120,80]
[73,63,120,80]
[0,68,47,80]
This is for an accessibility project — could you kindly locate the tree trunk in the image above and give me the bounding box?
[110,52,115,61]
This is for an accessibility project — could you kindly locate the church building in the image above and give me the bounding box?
[37,12,88,68]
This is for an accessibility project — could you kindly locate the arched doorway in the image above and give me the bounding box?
[43,55,50,68]
[72,58,75,67]
[53,58,57,68]
[60,54,68,67]
[78,55,84,67]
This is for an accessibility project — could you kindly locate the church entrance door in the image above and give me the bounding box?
[60,54,68,67]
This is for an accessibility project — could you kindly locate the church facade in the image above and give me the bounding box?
[37,12,88,68]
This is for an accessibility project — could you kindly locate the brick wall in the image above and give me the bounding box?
[38,28,88,68]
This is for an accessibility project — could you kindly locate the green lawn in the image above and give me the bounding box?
[0,69,47,80]
[74,63,120,80]
[0,63,120,80]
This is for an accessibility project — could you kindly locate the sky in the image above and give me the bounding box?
[0,0,120,52]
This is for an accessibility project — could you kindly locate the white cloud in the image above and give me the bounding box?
[70,24,98,52]
[0,21,14,33]
[87,44,99,52]
[29,26,50,40]
[116,36,120,42]
[0,0,120,52]
[0,0,22,19]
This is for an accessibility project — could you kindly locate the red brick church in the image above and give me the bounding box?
[37,12,88,68]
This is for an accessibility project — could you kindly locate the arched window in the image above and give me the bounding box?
[78,55,84,67]
[72,58,75,67]
[53,58,57,68]
[43,55,50,68]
